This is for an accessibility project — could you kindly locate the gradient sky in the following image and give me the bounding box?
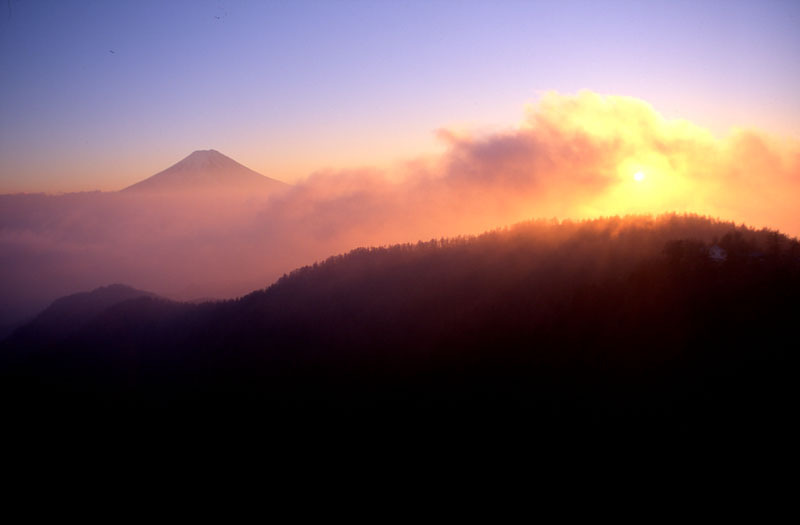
[1,0,798,192]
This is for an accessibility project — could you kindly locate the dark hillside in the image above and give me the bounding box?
[6,284,157,345]
[1,214,797,432]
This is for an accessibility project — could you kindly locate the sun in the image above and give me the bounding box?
[633,171,645,181]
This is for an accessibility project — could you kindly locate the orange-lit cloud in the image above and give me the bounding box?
[520,91,800,233]
[2,91,799,326]
[267,90,800,246]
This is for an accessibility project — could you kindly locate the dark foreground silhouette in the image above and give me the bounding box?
[2,214,797,434]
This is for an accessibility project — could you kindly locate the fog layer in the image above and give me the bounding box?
[2,91,798,327]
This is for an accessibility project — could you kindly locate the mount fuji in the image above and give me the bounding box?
[121,149,287,194]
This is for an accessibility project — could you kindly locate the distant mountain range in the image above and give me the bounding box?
[3,215,797,434]
[0,149,292,331]
[121,149,288,194]
[7,284,157,346]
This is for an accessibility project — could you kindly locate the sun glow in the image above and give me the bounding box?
[578,155,695,219]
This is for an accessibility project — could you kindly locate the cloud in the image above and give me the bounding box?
[264,90,799,245]
[2,90,799,324]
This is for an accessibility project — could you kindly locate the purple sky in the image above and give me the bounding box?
[1,0,798,192]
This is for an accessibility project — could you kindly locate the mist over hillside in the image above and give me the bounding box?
[0,150,292,329]
[2,215,797,432]
[3,93,799,333]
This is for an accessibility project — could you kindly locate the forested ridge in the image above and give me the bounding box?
[2,214,797,431]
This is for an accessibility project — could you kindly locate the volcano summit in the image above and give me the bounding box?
[122,149,287,195]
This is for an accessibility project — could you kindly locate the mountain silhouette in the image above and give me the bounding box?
[121,149,287,194]
[6,284,158,345]
[1,215,797,436]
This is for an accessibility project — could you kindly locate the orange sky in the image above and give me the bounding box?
[3,2,799,196]
[3,89,799,328]
[269,90,800,239]
[6,90,799,239]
